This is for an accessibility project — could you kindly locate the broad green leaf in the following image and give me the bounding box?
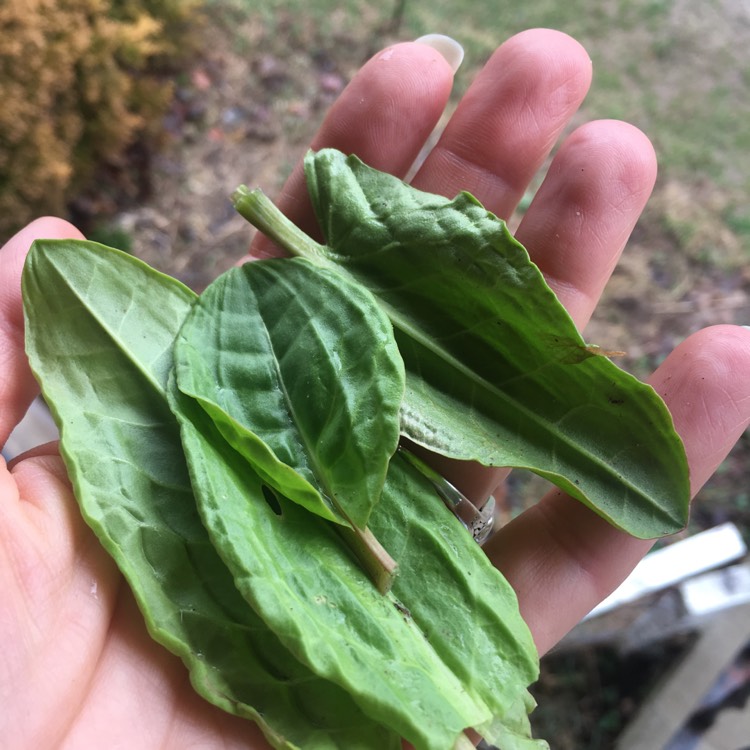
[22,239,401,750]
[233,149,690,539]
[171,375,544,749]
[370,455,546,748]
[173,258,404,531]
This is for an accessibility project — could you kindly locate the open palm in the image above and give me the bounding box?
[2,30,749,749]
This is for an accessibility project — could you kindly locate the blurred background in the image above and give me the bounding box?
[2,0,748,747]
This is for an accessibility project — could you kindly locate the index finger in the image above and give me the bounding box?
[250,40,456,259]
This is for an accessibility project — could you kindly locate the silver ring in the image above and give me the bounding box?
[398,447,495,545]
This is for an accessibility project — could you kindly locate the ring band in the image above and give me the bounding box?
[398,447,495,545]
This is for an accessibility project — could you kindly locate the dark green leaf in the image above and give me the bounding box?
[173,258,404,530]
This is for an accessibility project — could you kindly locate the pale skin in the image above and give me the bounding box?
[2,28,749,749]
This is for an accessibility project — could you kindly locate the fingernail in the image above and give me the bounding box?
[415,34,464,74]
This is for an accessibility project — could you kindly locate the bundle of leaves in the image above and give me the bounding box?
[22,150,689,749]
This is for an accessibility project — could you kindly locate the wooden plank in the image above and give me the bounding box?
[588,524,747,619]
[615,603,750,749]
[696,707,750,750]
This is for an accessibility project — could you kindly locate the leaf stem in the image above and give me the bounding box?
[337,524,398,595]
[232,186,328,263]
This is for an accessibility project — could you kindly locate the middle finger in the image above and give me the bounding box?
[411,28,592,217]
[516,118,657,329]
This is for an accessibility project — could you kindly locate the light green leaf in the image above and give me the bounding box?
[171,375,544,749]
[173,258,404,531]
[370,454,546,747]
[233,149,690,539]
[22,239,401,750]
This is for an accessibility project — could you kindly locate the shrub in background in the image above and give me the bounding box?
[0,0,202,240]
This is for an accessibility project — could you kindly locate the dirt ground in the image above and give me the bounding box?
[103,12,358,289]
[92,9,749,747]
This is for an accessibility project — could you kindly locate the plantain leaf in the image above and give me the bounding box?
[22,239,401,750]
[173,258,404,530]
[170,377,543,749]
[233,149,690,539]
[369,454,545,747]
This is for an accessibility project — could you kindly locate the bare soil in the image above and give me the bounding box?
[105,12,367,290]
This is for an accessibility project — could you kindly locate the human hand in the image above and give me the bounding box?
[2,29,749,750]
[250,28,750,655]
